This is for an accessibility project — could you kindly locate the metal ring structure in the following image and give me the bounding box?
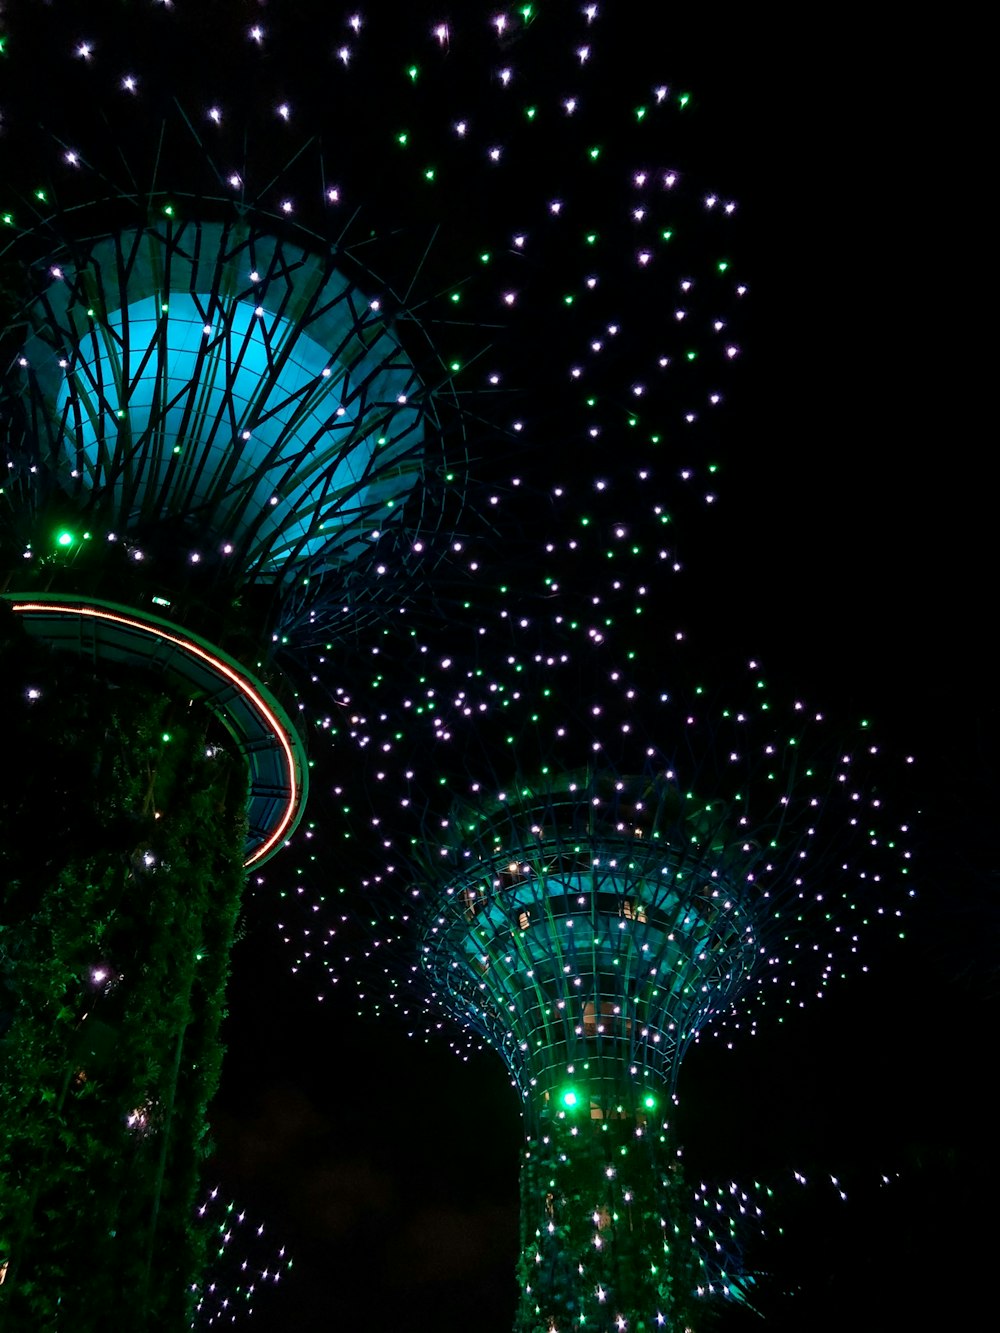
[4,592,307,867]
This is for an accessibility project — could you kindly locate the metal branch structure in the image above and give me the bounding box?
[1,201,462,856]
[0,163,462,1331]
[9,215,443,636]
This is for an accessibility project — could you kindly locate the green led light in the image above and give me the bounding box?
[55,530,74,548]
[561,1089,579,1109]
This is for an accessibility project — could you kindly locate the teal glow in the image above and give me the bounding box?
[26,224,428,581]
[54,291,422,570]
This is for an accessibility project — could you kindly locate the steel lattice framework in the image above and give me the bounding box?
[420,773,757,1109]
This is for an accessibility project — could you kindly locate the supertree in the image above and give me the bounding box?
[0,2,745,1326]
[288,595,912,1330]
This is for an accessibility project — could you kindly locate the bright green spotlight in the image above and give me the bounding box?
[642,1093,657,1111]
[561,1088,579,1110]
[55,530,75,548]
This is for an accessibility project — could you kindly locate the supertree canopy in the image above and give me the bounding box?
[10,216,434,639]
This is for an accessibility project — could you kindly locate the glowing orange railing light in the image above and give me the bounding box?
[11,602,299,867]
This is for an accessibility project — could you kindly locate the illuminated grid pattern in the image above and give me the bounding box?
[420,775,755,1107]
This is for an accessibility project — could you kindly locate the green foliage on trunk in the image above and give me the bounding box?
[515,1097,698,1333]
[0,614,247,1328]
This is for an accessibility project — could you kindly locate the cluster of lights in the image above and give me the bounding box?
[191,1188,291,1328]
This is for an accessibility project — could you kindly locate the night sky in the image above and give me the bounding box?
[2,4,990,1330]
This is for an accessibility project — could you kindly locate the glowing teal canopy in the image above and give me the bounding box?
[19,219,429,584]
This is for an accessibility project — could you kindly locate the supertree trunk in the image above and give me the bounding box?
[0,622,246,1327]
[516,1084,696,1333]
